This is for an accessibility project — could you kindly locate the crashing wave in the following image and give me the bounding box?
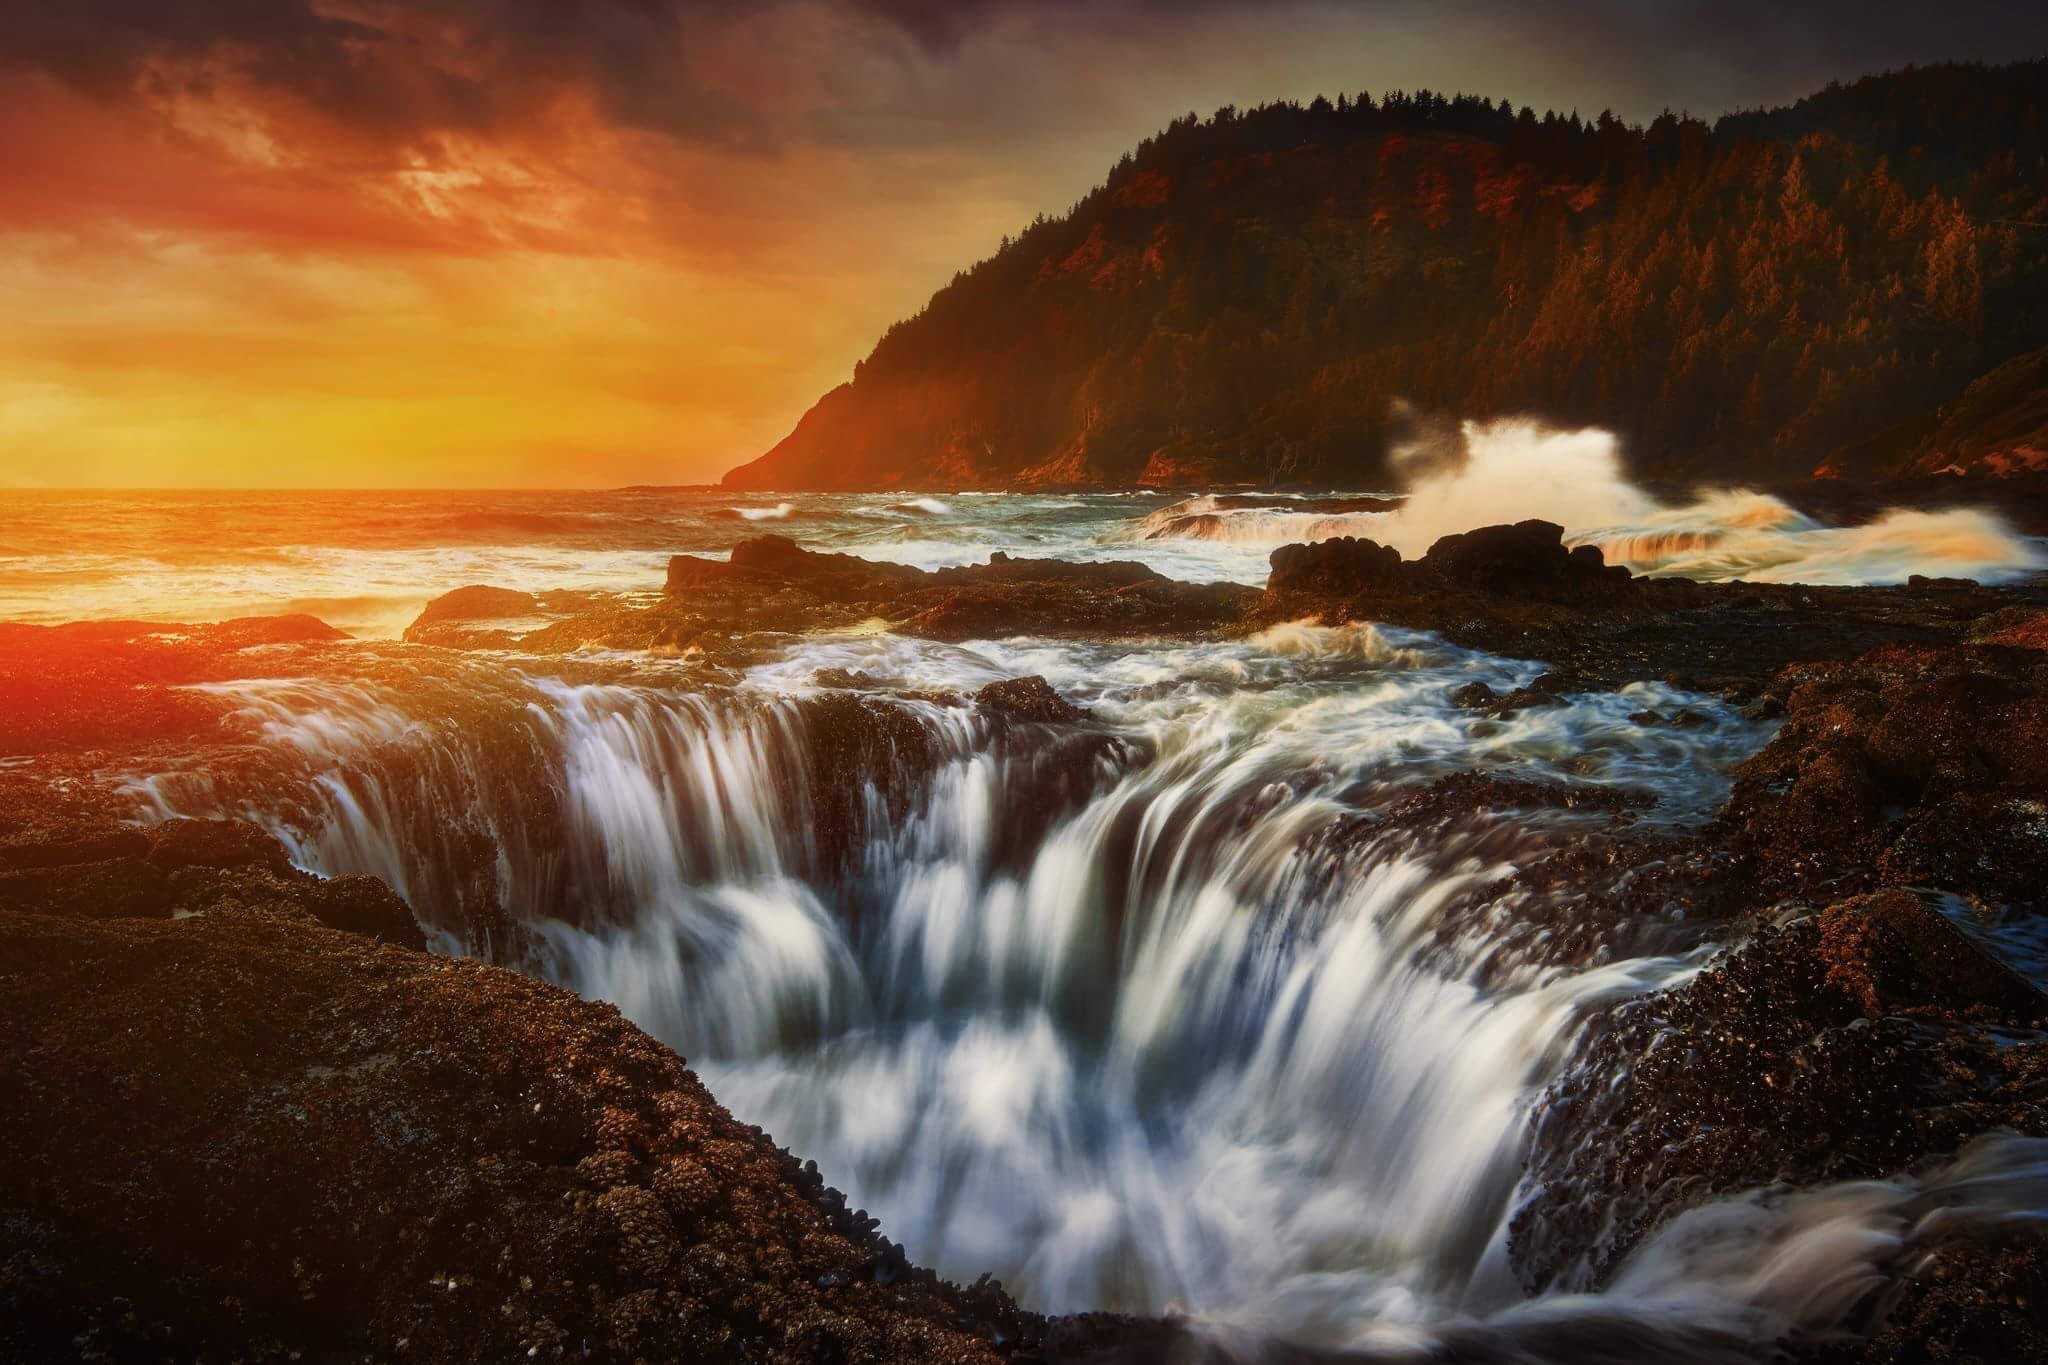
[725,502,799,521]
[1112,420,2045,586]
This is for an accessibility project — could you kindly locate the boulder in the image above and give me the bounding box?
[973,676,1086,725]
[1422,519,1631,598]
[1267,536,1405,596]
[409,584,541,626]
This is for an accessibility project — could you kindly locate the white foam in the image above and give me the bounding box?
[1113,419,2047,586]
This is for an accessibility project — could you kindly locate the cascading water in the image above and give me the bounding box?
[112,626,1818,1350]
[13,437,2040,1359]
[115,622,2048,1359]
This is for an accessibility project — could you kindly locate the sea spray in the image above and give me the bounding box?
[1118,417,2046,585]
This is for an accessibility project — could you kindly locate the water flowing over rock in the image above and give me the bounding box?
[6,517,2048,1362]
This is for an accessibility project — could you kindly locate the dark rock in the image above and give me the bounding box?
[0,857,171,920]
[145,819,294,874]
[1449,681,1498,709]
[0,901,1019,1363]
[973,676,1086,725]
[300,874,428,950]
[662,553,726,591]
[0,827,149,873]
[1422,519,1631,599]
[723,536,924,598]
[1791,1232,2048,1365]
[203,615,349,647]
[1486,687,1564,716]
[814,667,884,689]
[1514,897,2048,1294]
[410,584,541,625]
[1817,889,2045,1021]
[1719,640,2048,906]
[1266,536,1405,596]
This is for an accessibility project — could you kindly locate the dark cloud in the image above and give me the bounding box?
[2,0,2044,163]
[846,0,2048,110]
[0,0,765,149]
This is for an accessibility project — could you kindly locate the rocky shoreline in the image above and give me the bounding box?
[4,523,2048,1361]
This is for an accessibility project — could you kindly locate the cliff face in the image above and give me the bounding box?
[725,62,2048,491]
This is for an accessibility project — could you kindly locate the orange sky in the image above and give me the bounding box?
[5,0,2043,487]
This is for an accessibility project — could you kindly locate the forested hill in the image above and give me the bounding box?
[723,60,2048,491]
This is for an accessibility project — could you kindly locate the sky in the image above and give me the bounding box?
[4,0,2046,488]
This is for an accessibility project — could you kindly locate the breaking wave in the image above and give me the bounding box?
[1113,419,2046,586]
[727,502,799,521]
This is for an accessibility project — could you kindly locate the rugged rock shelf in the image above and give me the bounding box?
[4,526,2047,1361]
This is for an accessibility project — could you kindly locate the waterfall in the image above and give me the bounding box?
[116,624,2037,1356]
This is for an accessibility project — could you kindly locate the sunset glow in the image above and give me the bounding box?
[6,0,2047,486]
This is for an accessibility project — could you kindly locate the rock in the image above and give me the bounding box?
[1449,681,1498,709]
[1817,889,2045,1022]
[0,900,1024,1363]
[202,615,349,647]
[1487,687,1564,716]
[973,676,1086,724]
[1719,640,2048,906]
[1793,1233,2048,1365]
[662,554,726,592]
[300,874,428,950]
[1513,899,2048,1294]
[145,819,294,874]
[721,536,924,598]
[1422,519,1630,598]
[0,827,149,873]
[1267,536,1405,596]
[0,857,171,919]
[1969,605,2048,650]
[410,584,541,625]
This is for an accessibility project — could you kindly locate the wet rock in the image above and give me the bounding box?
[199,615,349,647]
[300,874,429,950]
[1422,519,1632,599]
[146,818,294,874]
[0,857,171,920]
[1256,525,2045,697]
[1513,896,2048,1295]
[1485,687,1564,716]
[1449,681,1498,709]
[1816,889,2045,1021]
[973,676,1086,725]
[1792,1228,2048,1365]
[0,827,149,873]
[0,899,1021,1363]
[1718,639,2048,906]
[411,584,542,625]
[1969,605,2048,650]
[1266,536,1405,596]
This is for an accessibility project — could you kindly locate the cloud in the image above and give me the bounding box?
[3,0,2045,486]
[0,0,773,153]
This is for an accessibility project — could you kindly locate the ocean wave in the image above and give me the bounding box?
[1112,495,1394,548]
[1111,420,2047,586]
[723,502,799,522]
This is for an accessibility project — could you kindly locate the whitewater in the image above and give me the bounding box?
[7,419,2042,638]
